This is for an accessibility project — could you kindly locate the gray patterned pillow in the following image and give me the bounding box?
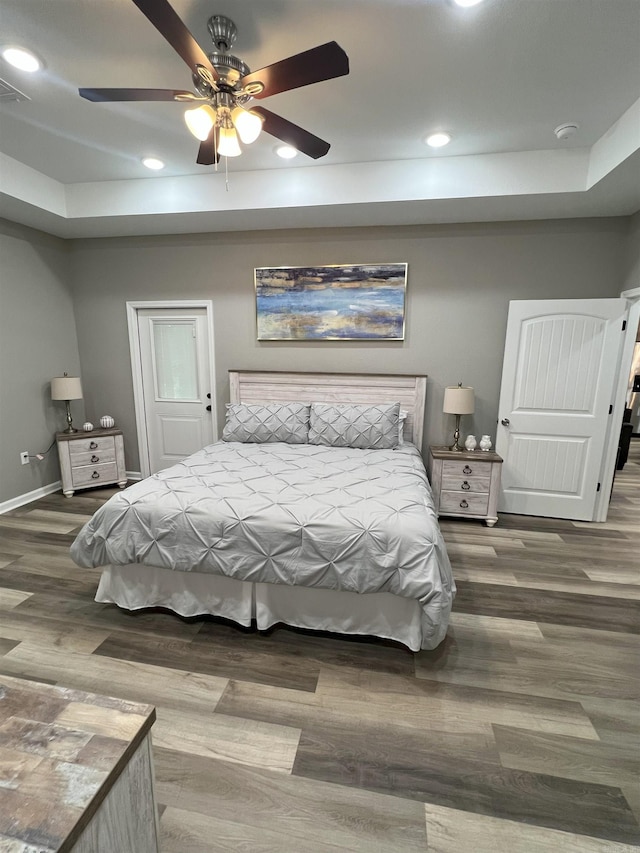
[222,402,310,444]
[309,402,400,449]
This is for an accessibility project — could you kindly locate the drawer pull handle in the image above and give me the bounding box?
[460,499,469,508]
[91,455,99,463]
[89,441,98,450]
[461,481,471,490]
[463,465,472,474]
[91,471,100,479]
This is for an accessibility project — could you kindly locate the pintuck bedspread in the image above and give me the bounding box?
[70,441,455,645]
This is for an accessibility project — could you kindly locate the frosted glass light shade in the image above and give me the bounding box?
[184,105,216,141]
[51,376,83,400]
[231,107,263,144]
[218,126,242,157]
[443,386,474,414]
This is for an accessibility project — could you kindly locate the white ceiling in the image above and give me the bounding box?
[1,0,639,239]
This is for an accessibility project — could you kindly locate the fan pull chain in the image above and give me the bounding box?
[225,155,230,192]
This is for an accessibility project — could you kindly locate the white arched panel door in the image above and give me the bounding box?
[496,299,626,520]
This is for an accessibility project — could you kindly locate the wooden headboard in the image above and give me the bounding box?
[229,371,427,447]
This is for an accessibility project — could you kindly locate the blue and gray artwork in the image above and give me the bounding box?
[255,263,407,340]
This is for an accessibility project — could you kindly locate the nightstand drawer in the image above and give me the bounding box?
[69,447,116,467]
[71,462,119,488]
[442,459,492,478]
[442,476,490,494]
[69,436,116,458]
[440,491,489,515]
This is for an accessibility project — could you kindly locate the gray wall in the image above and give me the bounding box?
[69,218,628,470]
[623,211,640,292]
[0,219,83,504]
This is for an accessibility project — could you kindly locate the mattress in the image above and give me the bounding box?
[71,440,455,648]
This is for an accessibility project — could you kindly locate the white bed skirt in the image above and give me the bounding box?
[96,564,432,651]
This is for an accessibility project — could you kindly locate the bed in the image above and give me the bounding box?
[70,371,455,651]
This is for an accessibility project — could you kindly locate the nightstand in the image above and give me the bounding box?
[56,428,127,498]
[428,446,503,527]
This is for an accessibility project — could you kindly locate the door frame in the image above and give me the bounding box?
[595,285,640,521]
[126,300,217,479]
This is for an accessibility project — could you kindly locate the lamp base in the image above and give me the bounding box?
[449,415,463,451]
[63,427,78,434]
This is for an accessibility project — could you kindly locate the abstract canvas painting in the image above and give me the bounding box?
[255,263,407,341]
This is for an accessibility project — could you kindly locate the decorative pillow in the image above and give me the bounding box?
[222,402,310,444]
[398,409,408,445]
[308,402,400,449]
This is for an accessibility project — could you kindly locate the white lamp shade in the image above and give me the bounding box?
[231,107,263,144]
[443,386,474,415]
[51,376,83,400]
[218,126,242,157]
[184,105,216,141]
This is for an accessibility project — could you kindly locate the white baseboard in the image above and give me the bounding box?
[0,473,143,516]
[0,481,62,515]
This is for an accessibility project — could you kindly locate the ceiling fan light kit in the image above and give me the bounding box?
[78,1,350,170]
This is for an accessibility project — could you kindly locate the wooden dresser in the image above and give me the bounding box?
[0,674,159,852]
[56,428,127,497]
[428,445,503,527]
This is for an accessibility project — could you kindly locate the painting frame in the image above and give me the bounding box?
[254,263,407,341]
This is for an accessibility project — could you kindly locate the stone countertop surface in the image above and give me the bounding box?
[0,674,155,852]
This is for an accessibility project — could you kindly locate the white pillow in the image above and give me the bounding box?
[308,402,400,449]
[398,409,408,445]
[222,402,310,444]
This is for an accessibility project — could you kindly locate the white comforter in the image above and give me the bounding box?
[70,441,455,635]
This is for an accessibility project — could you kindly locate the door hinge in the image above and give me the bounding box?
[609,404,613,414]
[597,482,601,492]
[622,320,627,331]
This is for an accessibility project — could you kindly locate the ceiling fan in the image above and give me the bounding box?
[79,0,349,165]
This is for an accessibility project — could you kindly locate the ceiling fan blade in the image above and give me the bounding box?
[130,0,218,80]
[240,41,349,100]
[79,87,194,102]
[252,107,330,159]
[196,128,220,165]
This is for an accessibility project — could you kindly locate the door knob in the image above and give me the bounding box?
[207,393,211,399]
[206,405,212,412]
[501,418,510,426]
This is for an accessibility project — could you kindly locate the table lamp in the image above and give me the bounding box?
[443,383,475,452]
[51,373,83,433]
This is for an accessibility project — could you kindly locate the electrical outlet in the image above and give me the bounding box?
[20,451,30,465]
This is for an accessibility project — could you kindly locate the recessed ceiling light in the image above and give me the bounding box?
[425,132,452,148]
[2,46,41,72]
[142,157,165,170]
[275,145,298,160]
[453,0,485,7]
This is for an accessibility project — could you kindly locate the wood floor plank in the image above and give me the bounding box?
[154,706,301,774]
[493,724,640,788]
[452,580,640,634]
[423,803,640,853]
[0,589,32,610]
[160,806,358,853]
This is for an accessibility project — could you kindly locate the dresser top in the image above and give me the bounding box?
[430,445,503,463]
[0,674,155,851]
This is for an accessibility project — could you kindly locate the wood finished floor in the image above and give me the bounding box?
[0,441,638,851]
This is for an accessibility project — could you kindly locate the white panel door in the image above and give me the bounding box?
[138,308,214,473]
[496,299,626,520]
